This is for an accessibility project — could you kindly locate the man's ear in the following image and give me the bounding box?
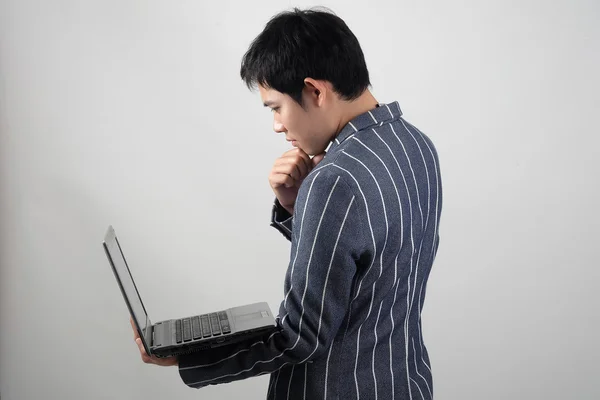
[303,78,327,106]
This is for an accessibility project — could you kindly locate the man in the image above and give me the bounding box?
[132,7,442,400]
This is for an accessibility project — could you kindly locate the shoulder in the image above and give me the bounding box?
[296,158,361,208]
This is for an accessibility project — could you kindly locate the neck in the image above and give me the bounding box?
[334,89,378,136]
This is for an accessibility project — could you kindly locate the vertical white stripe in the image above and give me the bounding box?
[303,363,308,400]
[405,122,441,262]
[349,121,358,132]
[389,280,403,398]
[273,369,282,400]
[330,301,355,400]
[410,378,425,400]
[412,338,432,398]
[324,338,335,400]
[267,376,274,399]
[400,118,431,233]
[284,170,323,308]
[404,270,414,400]
[389,123,423,400]
[417,280,432,373]
[390,124,424,231]
[389,123,428,391]
[355,284,374,400]
[372,301,384,400]
[398,120,431,316]
[286,365,295,400]
[267,372,276,399]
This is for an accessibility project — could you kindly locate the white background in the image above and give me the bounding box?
[1,0,598,399]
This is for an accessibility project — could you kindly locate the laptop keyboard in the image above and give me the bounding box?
[175,311,231,343]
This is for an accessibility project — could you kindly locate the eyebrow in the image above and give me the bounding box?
[263,101,277,107]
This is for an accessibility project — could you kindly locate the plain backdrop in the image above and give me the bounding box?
[1,0,598,399]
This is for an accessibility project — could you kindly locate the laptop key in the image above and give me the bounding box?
[192,316,202,340]
[183,318,192,342]
[175,319,182,343]
[218,311,231,334]
[201,315,211,337]
[210,313,221,335]
[220,319,231,334]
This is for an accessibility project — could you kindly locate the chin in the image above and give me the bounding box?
[307,146,325,157]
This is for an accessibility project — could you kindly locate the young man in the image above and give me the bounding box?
[132,7,442,400]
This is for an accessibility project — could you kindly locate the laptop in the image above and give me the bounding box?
[102,225,278,358]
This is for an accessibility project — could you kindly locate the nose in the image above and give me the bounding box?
[273,119,286,134]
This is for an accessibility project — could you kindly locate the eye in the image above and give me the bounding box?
[271,107,280,113]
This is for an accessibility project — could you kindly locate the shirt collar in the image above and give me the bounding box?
[328,101,403,151]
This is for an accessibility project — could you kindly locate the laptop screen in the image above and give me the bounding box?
[103,226,150,344]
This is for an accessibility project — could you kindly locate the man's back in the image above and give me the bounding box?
[267,101,442,399]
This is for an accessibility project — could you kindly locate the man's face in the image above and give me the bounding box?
[259,85,333,156]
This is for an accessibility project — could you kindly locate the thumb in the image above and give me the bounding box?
[311,152,326,168]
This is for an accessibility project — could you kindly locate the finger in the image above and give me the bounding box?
[130,318,139,339]
[269,173,295,189]
[277,153,310,179]
[137,340,155,364]
[270,173,296,188]
[288,149,312,175]
[136,338,144,353]
[282,148,311,170]
[271,163,301,180]
[136,338,150,363]
[292,155,309,178]
[273,158,306,181]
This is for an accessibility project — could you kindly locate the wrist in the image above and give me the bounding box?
[275,198,294,217]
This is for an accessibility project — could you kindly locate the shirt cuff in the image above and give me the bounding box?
[270,198,293,241]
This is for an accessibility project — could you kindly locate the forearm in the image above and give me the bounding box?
[178,169,369,390]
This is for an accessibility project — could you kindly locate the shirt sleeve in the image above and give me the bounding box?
[177,168,369,388]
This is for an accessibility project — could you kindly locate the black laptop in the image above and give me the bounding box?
[103,225,278,358]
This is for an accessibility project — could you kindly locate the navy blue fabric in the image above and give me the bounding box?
[179,101,443,400]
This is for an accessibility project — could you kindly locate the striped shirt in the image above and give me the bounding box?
[178,101,443,400]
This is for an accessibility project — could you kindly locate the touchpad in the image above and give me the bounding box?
[236,312,263,322]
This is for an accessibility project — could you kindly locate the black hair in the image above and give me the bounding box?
[240,7,371,106]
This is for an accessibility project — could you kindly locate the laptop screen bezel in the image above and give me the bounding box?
[103,226,153,355]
